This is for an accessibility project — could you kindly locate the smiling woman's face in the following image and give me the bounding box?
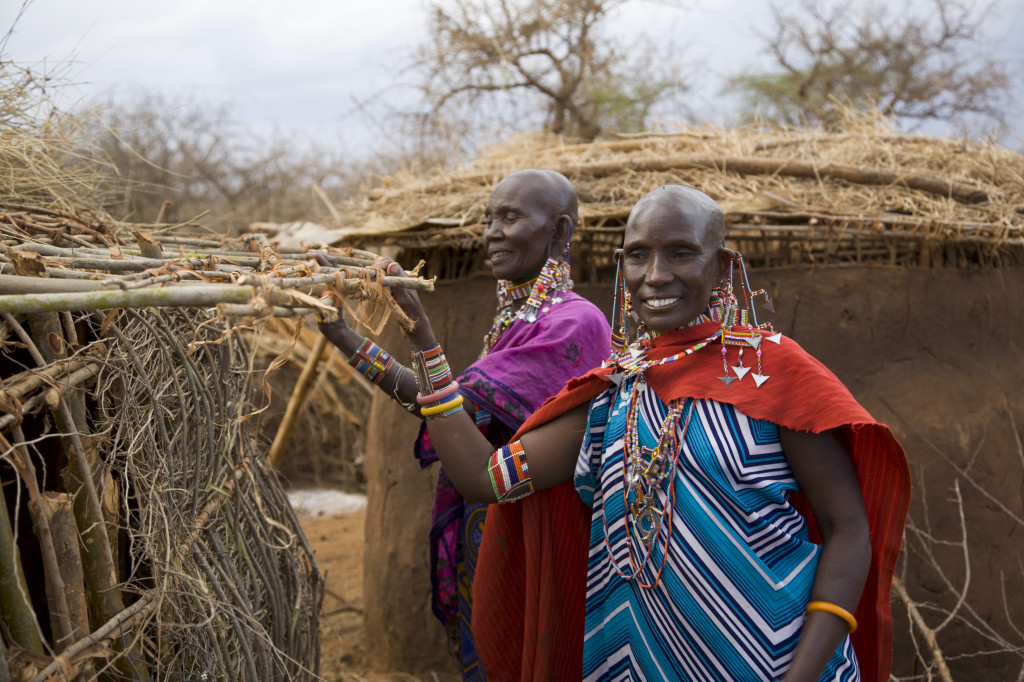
[622,197,728,334]
[483,174,564,282]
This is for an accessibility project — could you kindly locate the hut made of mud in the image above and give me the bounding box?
[337,117,1024,680]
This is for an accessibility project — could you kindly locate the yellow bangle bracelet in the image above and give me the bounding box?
[805,601,857,634]
[420,394,464,418]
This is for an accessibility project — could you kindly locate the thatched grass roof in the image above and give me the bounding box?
[333,116,1024,276]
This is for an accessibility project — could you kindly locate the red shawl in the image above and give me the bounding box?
[473,320,910,682]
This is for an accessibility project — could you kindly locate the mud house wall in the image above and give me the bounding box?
[363,266,1024,679]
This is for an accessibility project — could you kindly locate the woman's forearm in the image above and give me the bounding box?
[779,427,871,681]
[320,320,424,415]
[782,526,870,681]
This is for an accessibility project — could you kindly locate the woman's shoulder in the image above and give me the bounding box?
[552,291,610,328]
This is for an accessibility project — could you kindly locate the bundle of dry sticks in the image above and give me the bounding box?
[0,203,428,681]
[0,201,434,328]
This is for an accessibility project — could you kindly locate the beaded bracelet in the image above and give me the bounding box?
[805,601,858,634]
[488,440,534,503]
[411,344,453,392]
[411,343,464,418]
[420,393,464,418]
[346,337,394,385]
[416,381,460,405]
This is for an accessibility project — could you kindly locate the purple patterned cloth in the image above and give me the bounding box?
[413,291,610,679]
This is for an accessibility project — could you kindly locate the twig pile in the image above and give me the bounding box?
[0,203,430,680]
[1,306,322,680]
[333,115,1024,275]
[0,202,434,326]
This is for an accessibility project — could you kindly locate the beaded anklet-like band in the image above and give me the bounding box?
[805,601,858,634]
[411,343,464,419]
[488,440,534,503]
[347,338,394,385]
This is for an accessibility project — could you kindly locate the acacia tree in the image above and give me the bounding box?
[409,0,690,145]
[724,0,1012,130]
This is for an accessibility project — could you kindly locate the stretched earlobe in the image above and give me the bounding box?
[716,247,738,279]
[550,215,573,262]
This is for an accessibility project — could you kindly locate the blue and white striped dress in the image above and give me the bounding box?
[574,379,859,681]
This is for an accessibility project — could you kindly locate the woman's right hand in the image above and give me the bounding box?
[306,250,351,338]
[306,249,338,268]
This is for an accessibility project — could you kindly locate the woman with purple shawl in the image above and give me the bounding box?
[310,169,610,681]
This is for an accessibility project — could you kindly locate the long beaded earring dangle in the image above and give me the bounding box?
[562,216,573,268]
[609,251,628,359]
[716,253,781,388]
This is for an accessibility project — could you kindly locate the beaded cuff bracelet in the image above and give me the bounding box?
[416,380,460,405]
[488,440,534,503]
[347,338,394,385]
[411,343,463,418]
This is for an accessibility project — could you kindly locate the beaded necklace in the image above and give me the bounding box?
[480,258,573,357]
[600,386,696,588]
[600,292,726,587]
[601,282,783,587]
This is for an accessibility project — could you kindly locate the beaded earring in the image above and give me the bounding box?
[717,253,780,388]
[609,252,628,357]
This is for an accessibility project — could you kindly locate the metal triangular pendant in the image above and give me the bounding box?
[731,365,750,380]
[718,375,737,386]
[767,333,782,345]
[752,373,770,387]
[763,295,775,313]
[607,373,624,387]
[747,334,762,349]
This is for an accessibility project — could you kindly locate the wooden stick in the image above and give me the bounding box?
[312,183,342,222]
[216,304,317,318]
[0,431,74,650]
[0,274,434,314]
[40,492,90,650]
[370,154,991,204]
[268,334,329,468]
[892,574,954,682]
[0,467,45,655]
[0,364,102,431]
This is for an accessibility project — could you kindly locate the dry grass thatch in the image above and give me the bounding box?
[331,114,1024,277]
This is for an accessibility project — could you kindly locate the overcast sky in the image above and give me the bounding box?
[3,0,1023,154]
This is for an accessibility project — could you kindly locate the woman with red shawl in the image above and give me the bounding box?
[382,185,910,681]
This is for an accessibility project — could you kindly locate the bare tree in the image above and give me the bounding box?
[723,0,1012,131]
[409,0,691,146]
[89,93,363,233]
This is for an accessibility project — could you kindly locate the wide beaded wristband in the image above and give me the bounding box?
[488,440,534,503]
[347,337,394,385]
[805,601,858,634]
[410,343,463,418]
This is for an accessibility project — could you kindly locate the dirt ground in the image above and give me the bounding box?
[303,509,460,682]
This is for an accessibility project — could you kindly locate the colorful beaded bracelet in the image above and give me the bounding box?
[347,338,394,385]
[487,440,534,503]
[416,381,460,405]
[420,393,464,418]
